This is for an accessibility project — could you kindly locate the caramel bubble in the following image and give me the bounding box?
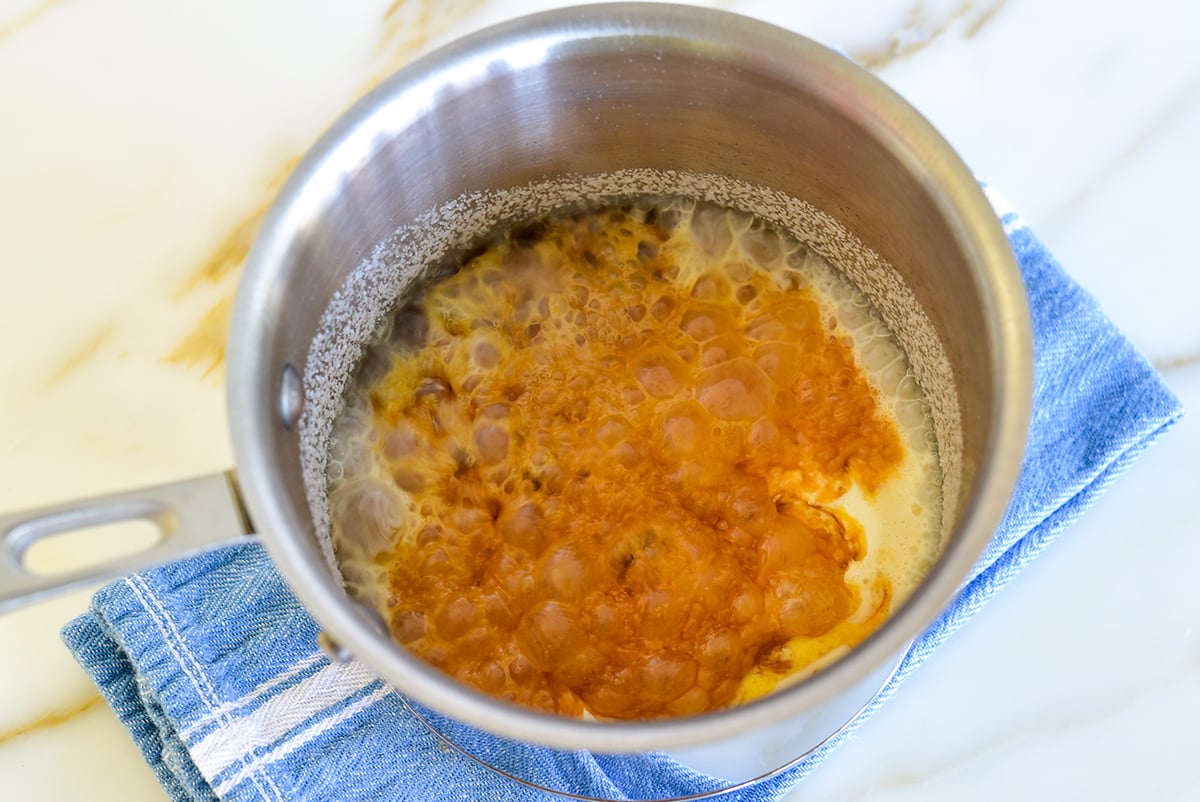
[680,303,734,341]
[498,502,546,552]
[661,401,713,458]
[474,424,510,464]
[634,350,688,398]
[518,601,587,671]
[538,544,594,602]
[638,653,699,704]
[776,557,852,638]
[696,358,772,420]
[435,596,479,640]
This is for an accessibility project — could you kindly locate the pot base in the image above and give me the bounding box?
[395,645,906,800]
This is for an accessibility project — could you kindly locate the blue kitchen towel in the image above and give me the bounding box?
[62,190,1182,802]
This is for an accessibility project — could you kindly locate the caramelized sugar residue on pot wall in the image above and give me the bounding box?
[328,199,939,720]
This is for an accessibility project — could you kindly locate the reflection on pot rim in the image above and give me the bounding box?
[226,4,1032,753]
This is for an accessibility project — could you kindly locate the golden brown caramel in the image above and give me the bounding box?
[338,200,913,719]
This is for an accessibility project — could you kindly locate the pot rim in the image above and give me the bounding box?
[228,2,1032,753]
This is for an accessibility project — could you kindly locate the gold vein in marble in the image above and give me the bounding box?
[164,158,299,377]
[851,0,1007,70]
[175,159,299,299]
[167,295,233,379]
[1154,352,1200,372]
[0,694,103,747]
[0,0,64,41]
[42,323,115,389]
[965,0,1010,38]
[174,211,263,298]
[161,0,484,379]
[368,0,485,89]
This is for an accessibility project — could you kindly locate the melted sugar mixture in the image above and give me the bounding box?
[328,198,941,720]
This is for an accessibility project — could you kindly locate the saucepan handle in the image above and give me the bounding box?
[0,471,256,612]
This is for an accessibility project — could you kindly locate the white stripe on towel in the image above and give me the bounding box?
[180,653,325,740]
[125,576,285,802]
[214,686,392,797]
[190,659,379,781]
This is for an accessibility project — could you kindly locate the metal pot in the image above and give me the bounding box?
[0,4,1031,754]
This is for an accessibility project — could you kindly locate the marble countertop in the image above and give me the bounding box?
[2,1,1197,799]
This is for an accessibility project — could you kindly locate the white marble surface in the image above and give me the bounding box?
[1,0,1197,799]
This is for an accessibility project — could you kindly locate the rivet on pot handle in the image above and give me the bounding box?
[0,471,255,613]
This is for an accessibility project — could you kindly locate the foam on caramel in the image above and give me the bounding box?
[328,198,941,719]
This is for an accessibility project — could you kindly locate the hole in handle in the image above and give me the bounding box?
[0,472,251,612]
[3,499,178,579]
[21,519,164,576]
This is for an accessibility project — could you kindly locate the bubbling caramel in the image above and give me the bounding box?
[329,198,940,720]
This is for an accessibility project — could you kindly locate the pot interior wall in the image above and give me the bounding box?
[229,5,1024,752]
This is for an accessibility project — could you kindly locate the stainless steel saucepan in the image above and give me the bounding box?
[0,4,1031,753]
